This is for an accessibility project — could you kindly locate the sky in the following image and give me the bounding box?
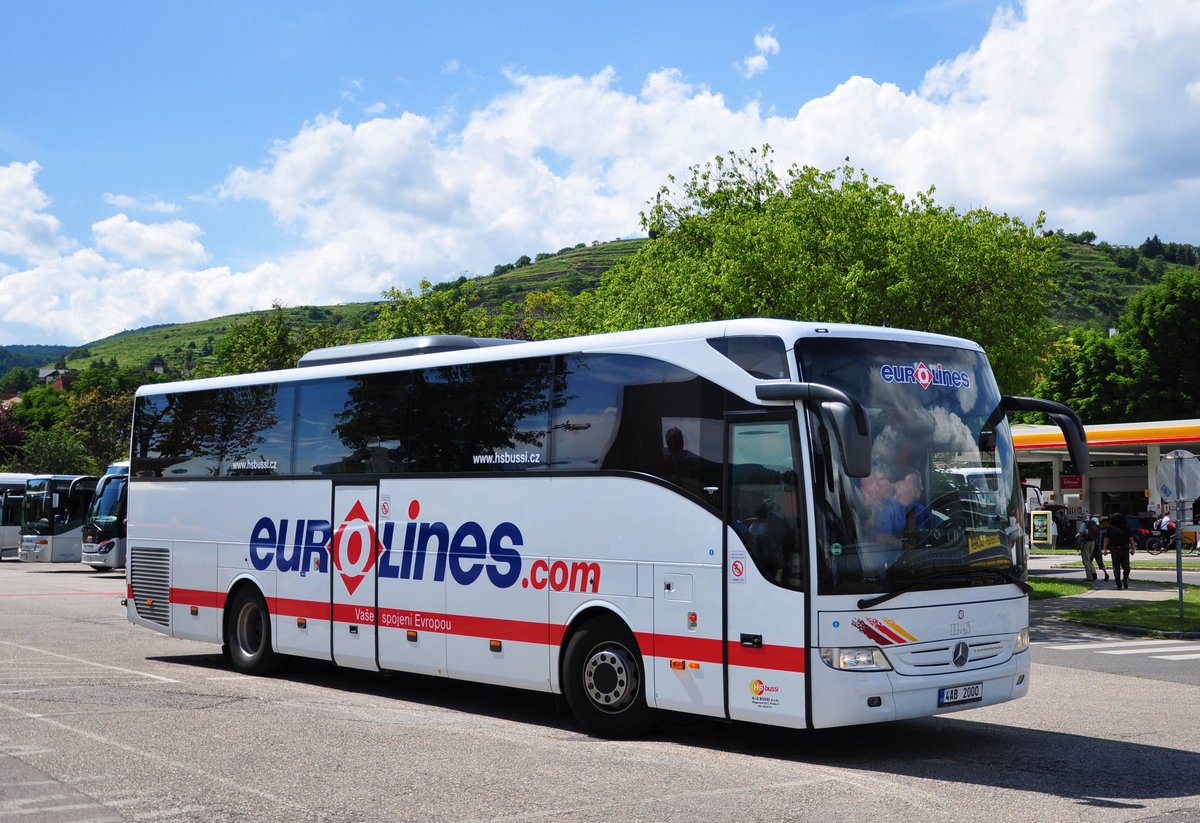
[2,0,1200,346]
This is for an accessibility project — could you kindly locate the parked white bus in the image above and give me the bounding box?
[19,475,98,563]
[81,461,130,570]
[1,472,33,560]
[124,319,1087,737]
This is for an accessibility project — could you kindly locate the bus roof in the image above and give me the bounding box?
[136,317,985,398]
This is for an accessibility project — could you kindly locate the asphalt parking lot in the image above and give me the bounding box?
[3,560,1199,823]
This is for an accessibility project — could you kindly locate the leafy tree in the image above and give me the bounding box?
[1116,268,1200,419]
[65,368,151,466]
[1031,328,1131,423]
[12,426,96,475]
[1139,234,1165,259]
[10,386,70,431]
[0,405,26,466]
[584,148,1057,391]
[213,303,349,375]
[0,366,36,394]
[369,280,492,340]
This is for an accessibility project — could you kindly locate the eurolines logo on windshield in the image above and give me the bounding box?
[880,362,971,390]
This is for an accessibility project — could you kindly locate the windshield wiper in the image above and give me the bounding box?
[857,567,1030,609]
[971,565,1033,594]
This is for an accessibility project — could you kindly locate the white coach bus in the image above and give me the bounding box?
[1,473,33,560]
[81,461,130,570]
[19,474,98,563]
[124,319,1087,737]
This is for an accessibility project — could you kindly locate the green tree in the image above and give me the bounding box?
[0,405,26,467]
[10,386,70,431]
[588,148,1057,391]
[1116,268,1200,419]
[13,426,96,474]
[369,280,492,340]
[1031,328,1131,423]
[65,368,151,466]
[0,366,36,394]
[213,303,349,375]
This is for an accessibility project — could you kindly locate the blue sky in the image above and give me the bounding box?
[3,1,1199,345]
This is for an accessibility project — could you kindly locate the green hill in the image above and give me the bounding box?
[3,235,1196,380]
[1051,242,1168,331]
[0,344,73,377]
[62,303,385,374]
[60,239,648,373]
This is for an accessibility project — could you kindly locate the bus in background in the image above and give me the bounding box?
[82,461,130,570]
[1,472,33,560]
[125,319,1087,737]
[19,474,99,563]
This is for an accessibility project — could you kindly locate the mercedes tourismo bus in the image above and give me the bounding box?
[81,461,130,570]
[124,319,1088,737]
[1,473,33,560]
[19,474,99,563]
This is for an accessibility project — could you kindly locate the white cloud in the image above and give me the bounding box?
[3,0,1200,346]
[738,27,780,78]
[92,214,209,269]
[0,161,72,265]
[103,193,181,214]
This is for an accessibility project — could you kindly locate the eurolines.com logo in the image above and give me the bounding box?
[880,362,971,390]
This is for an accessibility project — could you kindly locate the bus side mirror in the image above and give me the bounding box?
[755,381,872,478]
[1000,395,1090,474]
[821,401,872,478]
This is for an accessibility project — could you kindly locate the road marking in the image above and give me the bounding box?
[0,640,178,683]
[0,700,291,809]
[0,591,124,597]
[1097,645,1200,655]
[1044,639,1188,651]
[1151,652,1200,660]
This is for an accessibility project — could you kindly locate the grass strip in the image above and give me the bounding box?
[1059,585,1200,634]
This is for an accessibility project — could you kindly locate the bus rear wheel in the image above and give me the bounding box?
[225,588,280,675]
[562,616,658,739]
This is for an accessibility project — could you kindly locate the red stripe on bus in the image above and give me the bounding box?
[161,588,807,674]
[727,641,806,673]
[169,588,225,609]
[272,597,332,620]
[645,633,724,665]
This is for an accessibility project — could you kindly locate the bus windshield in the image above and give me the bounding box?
[85,475,127,536]
[796,338,1025,597]
[21,478,90,537]
[21,479,58,536]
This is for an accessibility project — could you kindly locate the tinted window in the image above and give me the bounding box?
[708,336,790,379]
[131,386,294,477]
[407,358,552,473]
[553,353,735,503]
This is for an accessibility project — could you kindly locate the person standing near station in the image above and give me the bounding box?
[1089,516,1109,581]
[1078,515,1104,581]
[1104,511,1134,590]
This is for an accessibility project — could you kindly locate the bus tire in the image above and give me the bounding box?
[562,616,658,739]
[226,587,280,675]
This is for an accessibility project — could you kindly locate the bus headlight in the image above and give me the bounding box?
[1014,627,1030,654]
[819,647,892,671]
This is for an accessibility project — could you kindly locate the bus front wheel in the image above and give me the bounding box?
[225,588,280,675]
[562,616,658,739]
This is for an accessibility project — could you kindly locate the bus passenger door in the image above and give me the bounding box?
[724,417,808,728]
[331,484,380,671]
